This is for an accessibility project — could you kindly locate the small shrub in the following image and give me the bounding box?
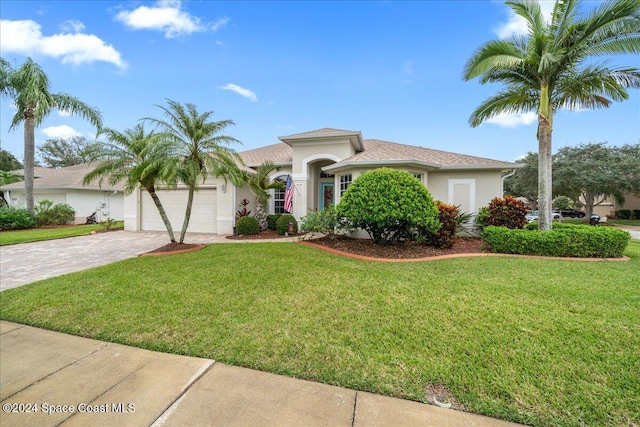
[617,209,632,219]
[633,209,640,220]
[475,206,490,230]
[0,206,36,230]
[236,216,260,235]
[101,217,116,230]
[425,201,459,248]
[336,168,440,245]
[34,200,75,226]
[553,196,571,209]
[276,214,298,235]
[484,196,527,229]
[300,205,345,239]
[266,214,282,230]
[483,225,630,258]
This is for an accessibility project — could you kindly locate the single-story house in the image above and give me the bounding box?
[591,192,640,218]
[124,128,520,235]
[1,163,124,224]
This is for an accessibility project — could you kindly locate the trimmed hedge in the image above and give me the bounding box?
[236,216,260,235]
[483,225,630,258]
[276,214,298,235]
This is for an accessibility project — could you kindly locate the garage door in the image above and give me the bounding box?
[140,188,217,234]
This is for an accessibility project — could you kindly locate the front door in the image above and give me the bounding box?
[320,183,334,210]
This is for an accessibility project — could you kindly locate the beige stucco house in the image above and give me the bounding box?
[1,163,124,224]
[124,128,520,235]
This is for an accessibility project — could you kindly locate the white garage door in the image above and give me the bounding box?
[140,188,217,233]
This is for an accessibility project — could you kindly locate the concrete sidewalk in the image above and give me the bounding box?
[1,321,523,427]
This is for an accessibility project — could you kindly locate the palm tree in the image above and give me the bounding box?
[83,124,179,243]
[2,57,103,213]
[247,161,285,231]
[463,0,640,230]
[144,99,245,243]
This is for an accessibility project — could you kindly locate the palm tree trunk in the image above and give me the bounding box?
[24,107,36,214]
[147,186,176,243]
[537,117,554,231]
[255,197,267,231]
[179,185,195,244]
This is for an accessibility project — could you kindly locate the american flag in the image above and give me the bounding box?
[284,175,294,213]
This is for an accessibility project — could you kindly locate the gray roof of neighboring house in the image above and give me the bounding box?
[239,129,519,171]
[0,163,124,192]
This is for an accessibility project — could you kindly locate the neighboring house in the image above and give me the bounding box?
[124,128,520,235]
[590,192,640,218]
[0,163,124,224]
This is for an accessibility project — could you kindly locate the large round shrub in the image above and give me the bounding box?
[336,168,440,245]
[276,214,298,235]
[34,200,75,226]
[0,206,36,230]
[236,216,260,235]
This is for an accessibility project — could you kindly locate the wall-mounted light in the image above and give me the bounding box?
[221,183,227,193]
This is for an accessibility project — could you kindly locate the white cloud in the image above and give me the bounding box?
[486,112,537,127]
[58,110,72,117]
[41,125,81,139]
[494,0,555,39]
[115,0,227,38]
[219,83,258,102]
[60,20,85,33]
[0,19,127,69]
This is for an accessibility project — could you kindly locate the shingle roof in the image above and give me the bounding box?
[237,129,519,172]
[0,163,124,191]
[279,127,359,139]
[239,143,292,168]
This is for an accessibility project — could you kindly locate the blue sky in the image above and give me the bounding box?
[1,0,638,164]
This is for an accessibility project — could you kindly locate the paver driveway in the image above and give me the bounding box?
[0,231,230,291]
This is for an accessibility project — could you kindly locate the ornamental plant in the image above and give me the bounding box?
[425,201,459,248]
[484,196,527,229]
[236,216,259,235]
[336,168,440,245]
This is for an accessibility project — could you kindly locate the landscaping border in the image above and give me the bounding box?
[298,241,630,263]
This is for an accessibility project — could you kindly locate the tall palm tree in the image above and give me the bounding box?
[145,99,245,243]
[2,57,103,213]
[247,161,285,231]
[83,124,179,243]
[463,0,640,230]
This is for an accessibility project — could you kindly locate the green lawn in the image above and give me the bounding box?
[1,241,639,427]
[0,222,124,246]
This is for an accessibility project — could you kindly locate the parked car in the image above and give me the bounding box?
[553,209,586,218]
[526,210,561,222]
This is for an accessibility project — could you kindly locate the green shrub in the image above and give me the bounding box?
[0,206,36,230]
[300,206,339,237]
[634,210,640,220]
[425,201,459,248]
[336,168,440,245]
[617,210,632,219]
[484,196,527,229]
[553,196,571,209]
[266,214,282,230]
[276,214,298,235]
[475,206,490,230]
[34,200,75,226]
[235,216,260,235]
[483,225,630,258]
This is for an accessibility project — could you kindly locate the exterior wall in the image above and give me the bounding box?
[427,170,502,214]
[6,189,124,224]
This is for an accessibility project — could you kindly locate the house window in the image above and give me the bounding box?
[412,172,423,183]
[339,174,352,196]
[273,175,287,214]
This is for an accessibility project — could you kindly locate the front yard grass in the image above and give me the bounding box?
[0,222,124,246]
[1,241,639,427]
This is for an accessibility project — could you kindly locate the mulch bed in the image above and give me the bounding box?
[141,242,205,255]
[225,230,303,240]
[308,236,484,259]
